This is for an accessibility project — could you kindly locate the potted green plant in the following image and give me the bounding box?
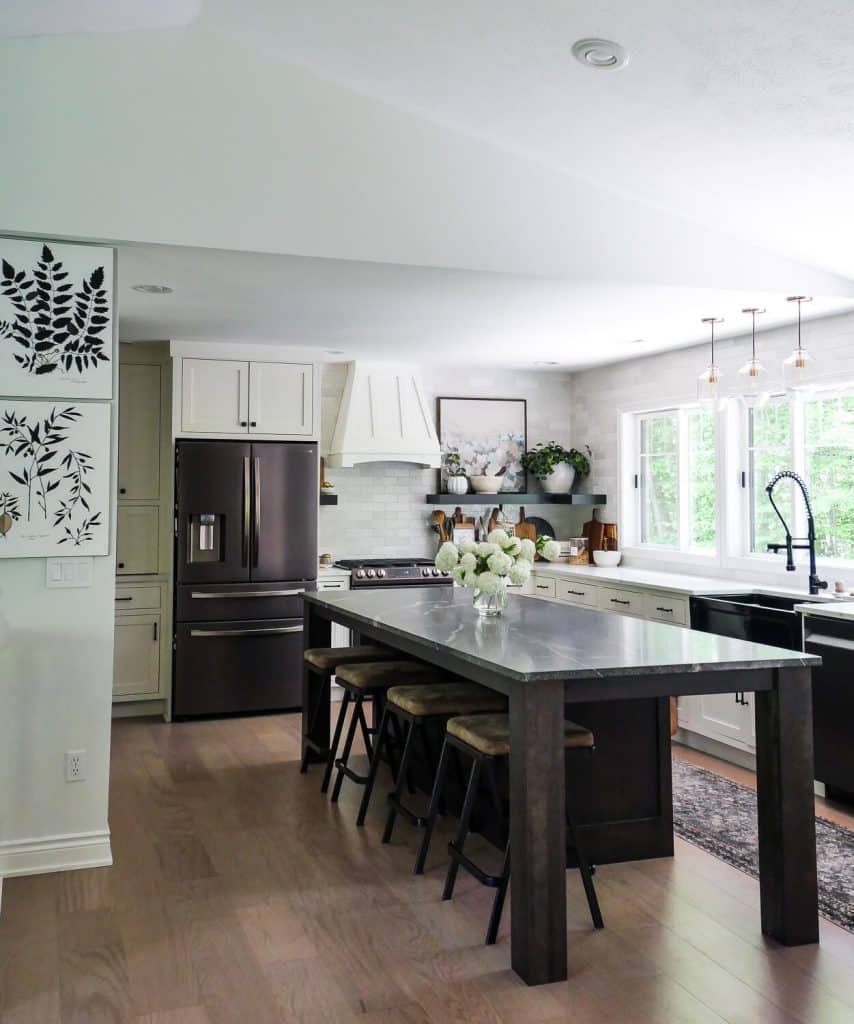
[444,451,469,495]
[521,442,591,494]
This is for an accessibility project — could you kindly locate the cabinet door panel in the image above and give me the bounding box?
[118,363,161,499]
[697,692,752,748]
[113,614,160,697]
[182,359,249,434]
[116,505,159,575]
[249,362,313,435]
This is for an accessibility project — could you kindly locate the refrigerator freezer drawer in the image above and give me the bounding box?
[173,617,304,717]
[176,580,315,622]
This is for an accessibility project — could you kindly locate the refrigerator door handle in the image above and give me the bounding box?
[190,588,306,599]
[242,456,251,567]
[190,625,304,638]
[253,455,261,567]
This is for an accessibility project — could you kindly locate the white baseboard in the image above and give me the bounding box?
[0,829,112,880]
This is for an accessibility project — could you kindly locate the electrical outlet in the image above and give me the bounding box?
[65,749,87,783]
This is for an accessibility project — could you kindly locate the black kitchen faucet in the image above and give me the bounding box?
[765,470,828,596]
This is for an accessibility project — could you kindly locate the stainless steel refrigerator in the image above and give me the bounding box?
[173,440,317,717]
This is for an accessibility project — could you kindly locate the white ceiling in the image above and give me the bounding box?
[5,1,854,367]
[207,0,854,281]
[119,242,852,370]
[0,0,201,37]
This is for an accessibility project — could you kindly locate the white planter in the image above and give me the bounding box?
[446,475,469,495]
[541,464,576,494]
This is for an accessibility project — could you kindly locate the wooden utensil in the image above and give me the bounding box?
[514,506,537,546]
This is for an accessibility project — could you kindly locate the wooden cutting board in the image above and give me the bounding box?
[582,508,606,562]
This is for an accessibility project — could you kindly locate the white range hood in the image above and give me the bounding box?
[326,362,441,468]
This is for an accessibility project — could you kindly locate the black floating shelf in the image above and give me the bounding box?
[319,493,338,506]
[425,493,606,506]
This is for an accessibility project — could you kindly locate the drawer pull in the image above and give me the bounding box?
[322,583,345,590]
[567,590,585,596]
[656,606,674,613]
[536,584,550,590]
[190,589,306,599]
[610,598,631,605]
[190,625,304,638]
[116,596,133,602]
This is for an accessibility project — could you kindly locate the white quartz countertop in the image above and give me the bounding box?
[528,563,739,596]
[795,601,854,623]
[319,564,350,577]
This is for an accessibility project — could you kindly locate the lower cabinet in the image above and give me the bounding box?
[113,613,161,698]
[684,691,755,751]
[318,574,351,696]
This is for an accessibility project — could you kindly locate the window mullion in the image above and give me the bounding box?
[678,408,690,551]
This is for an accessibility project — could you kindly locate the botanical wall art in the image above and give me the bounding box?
[0,238,114,399]
[437,397,527,492]
[0,400,110,557]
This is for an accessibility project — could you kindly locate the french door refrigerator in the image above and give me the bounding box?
[173,440,317,717]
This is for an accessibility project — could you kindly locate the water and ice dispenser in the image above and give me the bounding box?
[188,513,223,563]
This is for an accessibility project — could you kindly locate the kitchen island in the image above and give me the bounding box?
[302,587,821,987]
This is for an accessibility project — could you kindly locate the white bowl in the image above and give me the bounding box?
[469,475,504,494]
[592,550,622,567]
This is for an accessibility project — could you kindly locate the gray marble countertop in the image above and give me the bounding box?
[305,587,819,683]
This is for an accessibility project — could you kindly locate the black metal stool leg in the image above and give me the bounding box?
[485,844,511,946]
[331,692,363,803]
[413,737,452,875]
[442,755,481,901]
[321,689,350,794]
[382,717,417,844]
[356,704,391,827]
[566,801,604,929]
[356,698,374,761]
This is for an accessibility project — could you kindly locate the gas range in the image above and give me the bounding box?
[334,557,452,588]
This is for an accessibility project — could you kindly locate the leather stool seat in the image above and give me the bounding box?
[447,713,593,758]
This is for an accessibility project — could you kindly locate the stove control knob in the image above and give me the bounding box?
[355,569,366,579]
[432,568,440,577]
[421,568,430,577]
[365,568,376,578]
[376,568,386,578]
[441,570,450,577]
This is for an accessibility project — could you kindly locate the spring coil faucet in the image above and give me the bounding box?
[765,470,828,596]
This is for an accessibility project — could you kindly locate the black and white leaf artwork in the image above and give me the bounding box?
[0,401,108,555]
[0,243,112,381]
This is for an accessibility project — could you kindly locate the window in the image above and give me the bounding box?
[746,388,854,562]
[636,407,716,552]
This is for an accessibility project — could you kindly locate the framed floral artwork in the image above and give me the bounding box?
[0,400,111,557]
[436,397,527,493]
[0,238,115,399]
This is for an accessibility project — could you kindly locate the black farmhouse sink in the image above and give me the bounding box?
[689,591,821,651]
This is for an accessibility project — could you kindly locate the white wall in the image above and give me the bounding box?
[0,257,117,880]
[319,363,588,559]
[570,310,854,587]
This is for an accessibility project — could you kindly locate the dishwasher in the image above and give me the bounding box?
[802,615,854,802]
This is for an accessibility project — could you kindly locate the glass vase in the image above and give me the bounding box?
[472,583,508,617]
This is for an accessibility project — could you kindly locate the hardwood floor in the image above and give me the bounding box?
[2,713,852,1023]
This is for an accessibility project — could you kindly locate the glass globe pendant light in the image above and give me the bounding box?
[738,306,768,407]
[783,295,815,392]
[697,316,725,405]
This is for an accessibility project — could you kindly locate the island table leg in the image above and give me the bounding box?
[301,603,332,769]
[754,666,819,945]
[508,679,567,985]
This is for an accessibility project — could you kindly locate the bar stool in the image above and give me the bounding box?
[420,712,604,946]
[356,682,507,846]
[327,660,450,803]
[301,645,400,776]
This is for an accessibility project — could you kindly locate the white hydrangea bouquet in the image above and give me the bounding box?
[435,529,562,617]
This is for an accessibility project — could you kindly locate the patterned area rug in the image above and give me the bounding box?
[672,758,854,933]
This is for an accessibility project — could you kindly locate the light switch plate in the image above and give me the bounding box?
[45,557,94,589]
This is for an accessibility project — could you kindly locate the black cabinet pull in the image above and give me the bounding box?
[610,598,630,605]
[119,487,126,495]
[250,421,257,427]
[118,562,125,569]
[240,420,247,427]
[567,589,585,596]
[116,596,133,602]
[656,606,673,613]
[153,621,158,642]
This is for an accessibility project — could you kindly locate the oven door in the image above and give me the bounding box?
[173,617,303,717]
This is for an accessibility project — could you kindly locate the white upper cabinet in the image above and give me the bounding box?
[118,363,161,499]
[249,362,313,435]
[178,357,316,438]
[181,358,249,435]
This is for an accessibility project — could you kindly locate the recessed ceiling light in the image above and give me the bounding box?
[324,349,345,356]
[132,283,173,294]
[571,38,629,71]
[534,360,560,366]
[626,338,645,345]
